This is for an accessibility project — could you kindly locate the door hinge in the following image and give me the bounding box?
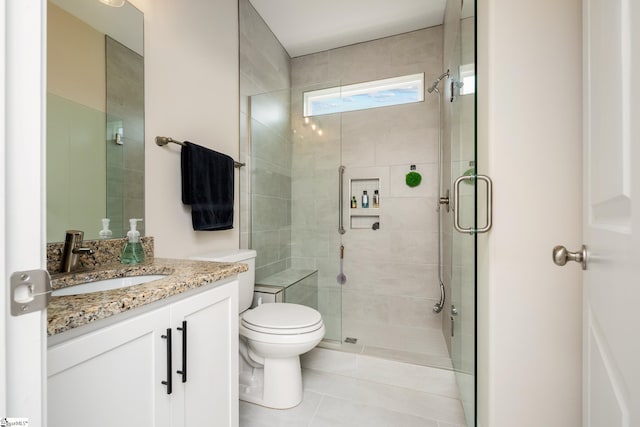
[10,269,52,316]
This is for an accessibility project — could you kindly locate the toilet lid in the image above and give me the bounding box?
[242,303,323,335]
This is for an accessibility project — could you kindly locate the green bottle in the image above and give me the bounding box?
[121,218,145,264]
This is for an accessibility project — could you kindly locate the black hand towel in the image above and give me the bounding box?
[181,141,234,230]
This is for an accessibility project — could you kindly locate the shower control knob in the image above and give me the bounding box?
[552,245,587,270]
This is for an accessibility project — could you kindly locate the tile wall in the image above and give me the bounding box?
[290,27,446,355]
[238,0,292,281]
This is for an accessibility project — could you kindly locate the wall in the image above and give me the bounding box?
[46,4,106,242]
[290,28,447,356]
[131,0,240,258]
[476,0,583,425]
[238,0,292,281]
[47,3,105,111]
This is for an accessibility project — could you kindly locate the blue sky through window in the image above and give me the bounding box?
[304,73,424,117]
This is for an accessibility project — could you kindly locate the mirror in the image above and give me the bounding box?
[47,0,144,242]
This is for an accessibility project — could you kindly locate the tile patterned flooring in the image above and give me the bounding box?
[239,348,467,427]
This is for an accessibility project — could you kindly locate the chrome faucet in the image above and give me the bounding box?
[60,230,95,273]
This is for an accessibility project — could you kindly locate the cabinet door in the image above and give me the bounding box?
[48,308,171,427]
[170,281,239,427]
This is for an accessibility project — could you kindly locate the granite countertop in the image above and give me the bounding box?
[48,257,247,336]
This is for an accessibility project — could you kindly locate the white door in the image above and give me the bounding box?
[2,0,47,423]
[583,0,640,424]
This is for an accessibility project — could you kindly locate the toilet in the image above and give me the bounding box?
[193,249,325,409]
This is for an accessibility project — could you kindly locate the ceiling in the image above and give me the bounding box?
[248,0,448,58]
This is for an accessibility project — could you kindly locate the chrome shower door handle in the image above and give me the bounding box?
[552,245,587,270]
[453,174,493,234]
[338,165,346,235]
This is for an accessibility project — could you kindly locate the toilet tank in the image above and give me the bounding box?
[190,249,257,313]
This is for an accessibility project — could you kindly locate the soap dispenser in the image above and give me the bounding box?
[99,218,113,239]
[121,218,145,264]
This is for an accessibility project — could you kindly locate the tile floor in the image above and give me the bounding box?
[239,348,467,427]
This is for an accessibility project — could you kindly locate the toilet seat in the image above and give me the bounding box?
[241,303,324,335]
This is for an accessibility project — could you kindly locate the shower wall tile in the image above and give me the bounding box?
[251,122,290,170]
[123,169,144,200]
[256,260,288,283]
[239,0,291,270]
[342,290,441,331]
[290,257,317,270]
[291,199,316,228]
[290,25,445,353]
[253,229,281,268]
[340,229,392,263]
[318,285,343,341]
[252,195,289,232]
[253,160,291,199]
[123,137,145,170]
[291,151,315,175]
[291,228,330,258]
[239,0,290,97]
[250,89,291,141]
[291,51,330,88]
[342,259,440,300]
[340,136,378,168]
[388,163,439,198]
[384,197,437,231]
[389,231,438,265]
[315,198,338,230]
[375,127,439,167]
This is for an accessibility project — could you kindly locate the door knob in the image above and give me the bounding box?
[552,245,587,270]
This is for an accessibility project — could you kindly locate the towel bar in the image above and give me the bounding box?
[156,136,245,168]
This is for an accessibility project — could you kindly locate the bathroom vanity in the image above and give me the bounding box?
[47,258,244,427]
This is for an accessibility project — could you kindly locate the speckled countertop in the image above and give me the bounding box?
[48,257,247,336]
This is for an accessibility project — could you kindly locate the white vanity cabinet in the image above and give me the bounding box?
[48,305,171,427]
[48,279,238,427]
[170,281,239,427]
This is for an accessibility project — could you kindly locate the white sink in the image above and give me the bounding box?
[52,274,167,297]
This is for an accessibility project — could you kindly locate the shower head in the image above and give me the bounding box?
[427,70,450,94]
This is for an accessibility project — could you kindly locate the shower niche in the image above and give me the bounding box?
[349,177,380,230]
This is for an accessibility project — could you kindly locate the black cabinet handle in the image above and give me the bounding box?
[177,321,187,383]
[161,328,172,394]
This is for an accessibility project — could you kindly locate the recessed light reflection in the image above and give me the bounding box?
[99,0,125,7]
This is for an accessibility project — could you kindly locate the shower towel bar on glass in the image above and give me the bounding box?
[155,136,246,168]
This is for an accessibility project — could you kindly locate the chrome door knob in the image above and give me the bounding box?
[552,245,587,270]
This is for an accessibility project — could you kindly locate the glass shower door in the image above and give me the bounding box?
[447,4,477,426]
[248,86,343,342]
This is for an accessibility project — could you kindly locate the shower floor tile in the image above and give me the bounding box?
[317,337,453,370]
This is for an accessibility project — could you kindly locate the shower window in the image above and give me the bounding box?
[303,73,424,117]
[459,63,476,95]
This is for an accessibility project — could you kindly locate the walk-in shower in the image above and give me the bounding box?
[239,0,477,424]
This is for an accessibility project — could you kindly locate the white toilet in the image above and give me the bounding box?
[195,249,325,409]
